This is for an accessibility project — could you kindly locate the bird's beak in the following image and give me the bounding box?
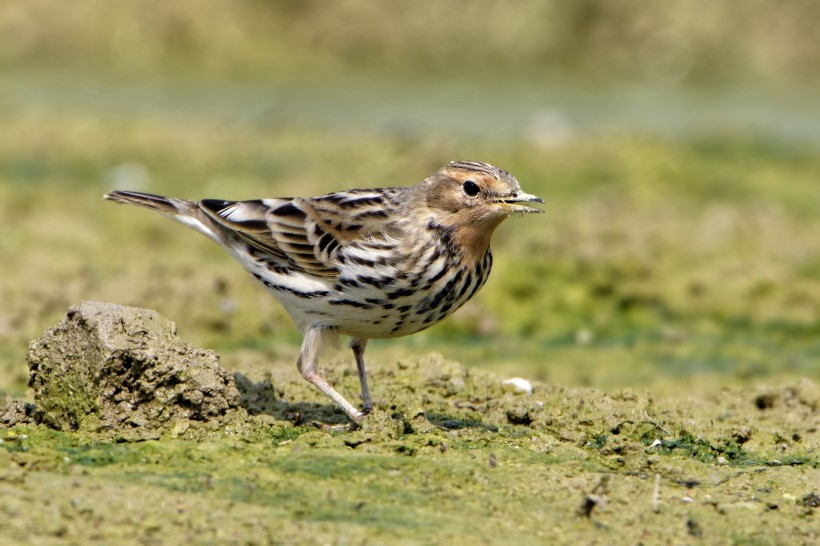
[495,191,544,214]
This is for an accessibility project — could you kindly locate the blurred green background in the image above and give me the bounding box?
[1,0,818,398]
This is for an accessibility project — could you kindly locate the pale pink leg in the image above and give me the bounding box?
[297,326,365,422]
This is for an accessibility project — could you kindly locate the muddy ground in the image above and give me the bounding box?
[1,303,816,545]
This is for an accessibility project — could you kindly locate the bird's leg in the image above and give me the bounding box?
[297,326,364,422]
[350,338,373,415]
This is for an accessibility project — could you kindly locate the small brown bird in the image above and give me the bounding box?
[105,161,542,421]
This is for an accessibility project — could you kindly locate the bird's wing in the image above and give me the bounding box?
[198,188,403,279]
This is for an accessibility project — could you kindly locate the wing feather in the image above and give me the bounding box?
[197,188,404,279]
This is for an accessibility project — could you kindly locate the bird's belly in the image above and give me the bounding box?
[304,270,489,339]
[249,250,493,340]
[273,286,460,339]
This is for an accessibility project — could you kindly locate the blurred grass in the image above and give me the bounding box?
[2,0,820,85]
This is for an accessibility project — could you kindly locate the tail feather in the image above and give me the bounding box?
[104,190,197,216]
[104,190,218,241]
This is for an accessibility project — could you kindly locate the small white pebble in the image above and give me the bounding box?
[650,439,662,448]
[219,297,237,315]
[575,328,594,345]
[717,456,728,465]
[502,378,533,395]
[681,496,695,503]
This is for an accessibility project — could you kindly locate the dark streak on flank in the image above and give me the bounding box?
[338,277,362,288]
[421,264,448,290]
[358,275,393,289]
[329,299,373,309]
[252,273,329,298]
[388,287,415,300]
[456,271,473,300]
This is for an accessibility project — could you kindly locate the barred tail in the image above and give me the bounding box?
[104,190,217,241]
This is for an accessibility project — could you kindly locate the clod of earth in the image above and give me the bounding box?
[26,301,240,435]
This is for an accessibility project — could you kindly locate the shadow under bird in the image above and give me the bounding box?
[105,161,543,422]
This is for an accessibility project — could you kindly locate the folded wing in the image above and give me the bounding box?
[198,188,403,279]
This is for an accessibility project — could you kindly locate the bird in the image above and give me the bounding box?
[104,161,543,422]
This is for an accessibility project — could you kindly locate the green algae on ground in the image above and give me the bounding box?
[3,338,817,544]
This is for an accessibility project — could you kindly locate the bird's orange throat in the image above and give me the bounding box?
[449,211,506,263]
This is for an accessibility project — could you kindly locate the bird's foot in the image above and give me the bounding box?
[313,421,358,432]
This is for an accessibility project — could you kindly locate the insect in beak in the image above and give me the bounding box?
[494,191,544,214]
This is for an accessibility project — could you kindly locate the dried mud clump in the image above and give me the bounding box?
[26,301,240,433]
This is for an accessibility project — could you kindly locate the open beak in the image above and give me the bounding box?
[495,191,544,214]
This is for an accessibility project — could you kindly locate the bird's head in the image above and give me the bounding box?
[422,161,543,218]
[414,161,543,259]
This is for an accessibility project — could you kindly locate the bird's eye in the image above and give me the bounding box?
[462,180,480,197]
